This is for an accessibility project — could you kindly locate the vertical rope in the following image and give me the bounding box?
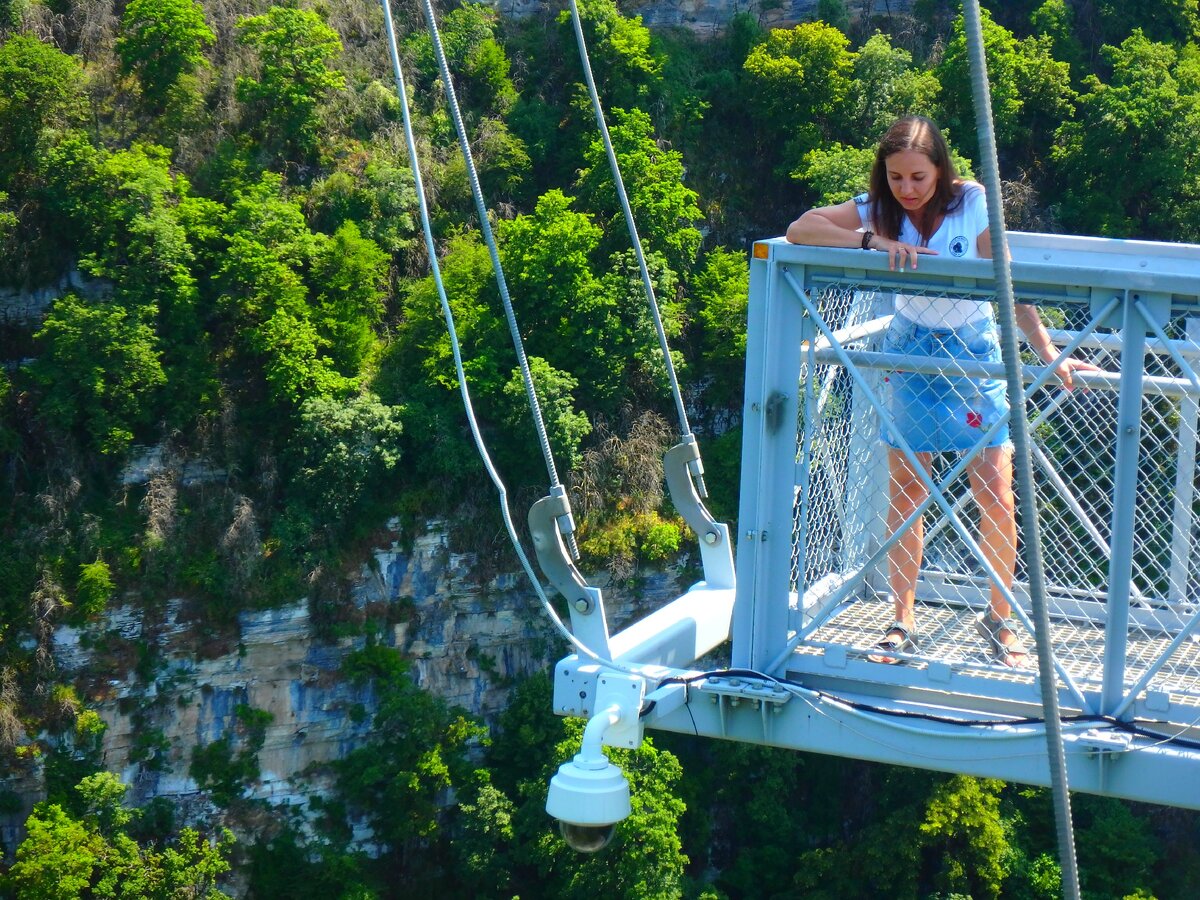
[961,3,1082,897]
[379,0,633,671]
[566,0,694,445]
[415,0,573,523]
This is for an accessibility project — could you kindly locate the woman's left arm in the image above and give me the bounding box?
[978,227,1101,390]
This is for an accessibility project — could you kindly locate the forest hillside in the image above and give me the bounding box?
[1,0,1200,897]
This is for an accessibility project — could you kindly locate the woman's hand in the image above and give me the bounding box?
[867,234,937,272]
[1050,355,1103,391]
[1015,303,1104,390]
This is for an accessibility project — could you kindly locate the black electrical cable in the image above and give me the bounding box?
[653,667,1200,749]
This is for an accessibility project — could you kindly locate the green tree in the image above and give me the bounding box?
[595,248,683,403]
[0,36,84,188]
[334,644,485,885]
[496,188,680,416]
[1073,795,1161,899]
[919,776,1009,899]
[4,801,101,898]
[742,22,856,170]
[285,392,403,525]
[0,0,30,30]
[452,776,518,898]
[574,108,702,273]
[817,0,851,33]
[215,174,351,413]
[42,137,215,427]
[73,560,115,623]
[1084,0,1200,51]
[1031,0,1087,85]
[562,0,664,111]
[116,0,214,112]
[3,772,233,898]
[375,230,504,486]
[309,221,388,376]
[501,357,591,473]
[306,148,417,256]
[32,294,166,454]
[692,246,751,404]
[793,143,874,204]
[236,6,345,160]
[405,3,517,119]
[1052,30,1200,240]
[851,32,941,136]
[500,188,604,349]
[936,8,1075,170]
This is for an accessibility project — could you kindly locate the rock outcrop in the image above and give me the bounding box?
[32,519,687,832]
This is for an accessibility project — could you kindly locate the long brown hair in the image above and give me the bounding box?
[869,116,961,243]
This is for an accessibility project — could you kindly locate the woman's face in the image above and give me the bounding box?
[885,149,939,214]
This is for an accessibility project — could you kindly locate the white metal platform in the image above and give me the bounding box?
[553,232,1200,810]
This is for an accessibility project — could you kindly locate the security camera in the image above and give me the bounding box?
[547,681,643,854]
[545,675,645,852]
[558,820,617,853]
[545,749,631,853]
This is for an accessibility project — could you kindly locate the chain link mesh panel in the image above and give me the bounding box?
[792,282,1200,710]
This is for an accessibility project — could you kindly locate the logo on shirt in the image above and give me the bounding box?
[949,235,970,257]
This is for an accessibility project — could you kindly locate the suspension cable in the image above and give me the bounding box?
[378,0,644,672]
[414,0,582,557]
[962,2,1081,896]
[565,0,699,470]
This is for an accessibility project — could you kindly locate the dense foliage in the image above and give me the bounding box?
[1,0,1199,896]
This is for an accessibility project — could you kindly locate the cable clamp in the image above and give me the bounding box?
[1078,728,1134,756]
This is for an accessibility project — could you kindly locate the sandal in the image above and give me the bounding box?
[868,621,918,664]
[974,612,1029,669]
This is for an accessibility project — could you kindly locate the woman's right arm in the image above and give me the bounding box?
[785,200,866,247]
[786,200,935,271]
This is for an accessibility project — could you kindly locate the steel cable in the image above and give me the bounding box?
[962,2,1082,895]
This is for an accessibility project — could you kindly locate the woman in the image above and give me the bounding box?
[785,116,1097,667]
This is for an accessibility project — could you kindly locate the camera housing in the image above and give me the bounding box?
[545,751,631,853]
[557,820,617,853]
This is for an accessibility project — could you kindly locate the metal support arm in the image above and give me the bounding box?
[529,487,611,658]
[664,438,735,589]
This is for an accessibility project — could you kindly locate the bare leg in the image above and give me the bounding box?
[968,445,1026,663]
[967,445,1016,618]
[886,448,933,631]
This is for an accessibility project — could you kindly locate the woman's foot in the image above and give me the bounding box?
[974,612,1029,668]
[868,620,918,664]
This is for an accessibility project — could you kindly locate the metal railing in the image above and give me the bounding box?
[735,234,1200,728]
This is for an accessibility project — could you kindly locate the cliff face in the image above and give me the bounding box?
[484,0,913,34]
[34,520,685,828]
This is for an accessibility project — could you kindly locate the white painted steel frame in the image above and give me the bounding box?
[553,232,1200,810]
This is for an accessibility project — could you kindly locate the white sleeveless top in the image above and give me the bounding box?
[854,182,991,328]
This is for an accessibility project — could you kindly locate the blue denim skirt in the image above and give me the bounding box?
[879,314,1011,452]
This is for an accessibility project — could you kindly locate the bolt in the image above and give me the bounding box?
[574,598,590,612]
[704,531,718,545]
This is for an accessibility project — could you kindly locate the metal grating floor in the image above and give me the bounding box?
[799,595,1200,714]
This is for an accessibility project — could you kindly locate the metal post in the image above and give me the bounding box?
[1102,294,1148,714]
[733,253,804,670]
[1168,317,1200,602]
